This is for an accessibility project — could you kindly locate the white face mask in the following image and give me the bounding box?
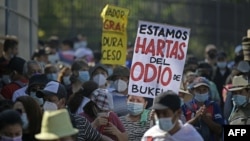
[21,113,29,130]
[157,117,176,132]
[93,74,107,87]
[30,92,44,106]
[43,101,58,111]
[114,79,128,92]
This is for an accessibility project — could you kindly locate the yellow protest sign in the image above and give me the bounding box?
[100,4,129,65]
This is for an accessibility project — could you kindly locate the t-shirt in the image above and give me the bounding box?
[119,114,151,141]
[141,121,204,141]
[1,79,28,100]
[81,111,126,141]
[71,113,101,141]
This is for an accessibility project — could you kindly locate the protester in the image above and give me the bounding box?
[82,87,127,141]
[35,109,78,141]
[142,91,203,141]
[12,60,44,102]
[182,77,224,141]
[67,80,98,114]
[228,75,250,125]
[119,95,151,141]
[44,63,58,81]
[69,59,90,94]
[0,57,27,100]
[36,81,113,141]
[107,65,130,117]
[0,109,23,141]
[13,96,42,141]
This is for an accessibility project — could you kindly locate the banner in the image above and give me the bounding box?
[128,21,191,98]
[100,4,129,65]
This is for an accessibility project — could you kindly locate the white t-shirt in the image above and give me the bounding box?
[12,86,28,102]
[141,121,204,141]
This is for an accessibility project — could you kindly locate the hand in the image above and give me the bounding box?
[195,105,206,119]
[92,116,108,128]
[103,122,120,135]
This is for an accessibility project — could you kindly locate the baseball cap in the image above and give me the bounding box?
[36,81,67,99]
[228,75,249,91]
[152,90,180,111]
[25,74,49,94]
[106,65,130,81]
[191,77,209,88]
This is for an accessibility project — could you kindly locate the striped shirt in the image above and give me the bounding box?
[71,113,101,141]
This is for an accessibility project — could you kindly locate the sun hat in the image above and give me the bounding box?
[228,75,249,91]
[35,109,78,140]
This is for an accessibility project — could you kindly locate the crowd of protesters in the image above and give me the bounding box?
[0,30,249,141]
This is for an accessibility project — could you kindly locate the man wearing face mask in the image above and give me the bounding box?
[36,81,113,141]
[107,65,130,117]
[182,77,224,141]
[142,91,203,141]
[228,75,250,125]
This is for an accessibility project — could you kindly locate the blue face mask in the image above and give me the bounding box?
[78,71,90,83]
[194,92,209,102]
[127,102,144,115]
[1,135,22,141]
[63,76,71,85]
[232,95,247,107]
[47,73,58,81]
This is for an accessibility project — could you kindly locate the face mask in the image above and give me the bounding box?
[114,79,128,92]
[157,117,175,132]
[79,41,87,48]
[30,92,44,106]
[217,62,227,69]
[93,74,107,86]
[63,76,71,85]
[78,71,90,83]
[1,135,22,141]
[21,113,29,130]
[127,102,144,116]
[2,75,11,84]
[43,101,58,111]
[180,98,184,106]
[48,54,59,64]
[47,73,58,81]
[194,92,209,102]
[232,95,247,107]
[107,68,113,76]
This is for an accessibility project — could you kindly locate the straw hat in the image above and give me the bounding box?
[228,75,249,91]
[179,83,193,102]
[35,109,78,140]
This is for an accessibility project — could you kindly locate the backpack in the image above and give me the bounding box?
[184,101,214,141]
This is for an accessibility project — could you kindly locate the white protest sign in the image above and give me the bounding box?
[128,20,191,98]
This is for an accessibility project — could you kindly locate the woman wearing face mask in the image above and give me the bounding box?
[44,64,58,81]
[13,96,42,141]
[142,91,203,141]
[81,90,128,141]
[107,65,130,117]
[0,109,23,141]
[182,77,224,141]
[119,95,151,141]
[69,59,90,94]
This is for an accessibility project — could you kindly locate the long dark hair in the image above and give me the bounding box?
[15,96,42,136]
[67,80,98,114]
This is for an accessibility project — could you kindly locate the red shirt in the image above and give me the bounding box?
[1,78,28,100]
